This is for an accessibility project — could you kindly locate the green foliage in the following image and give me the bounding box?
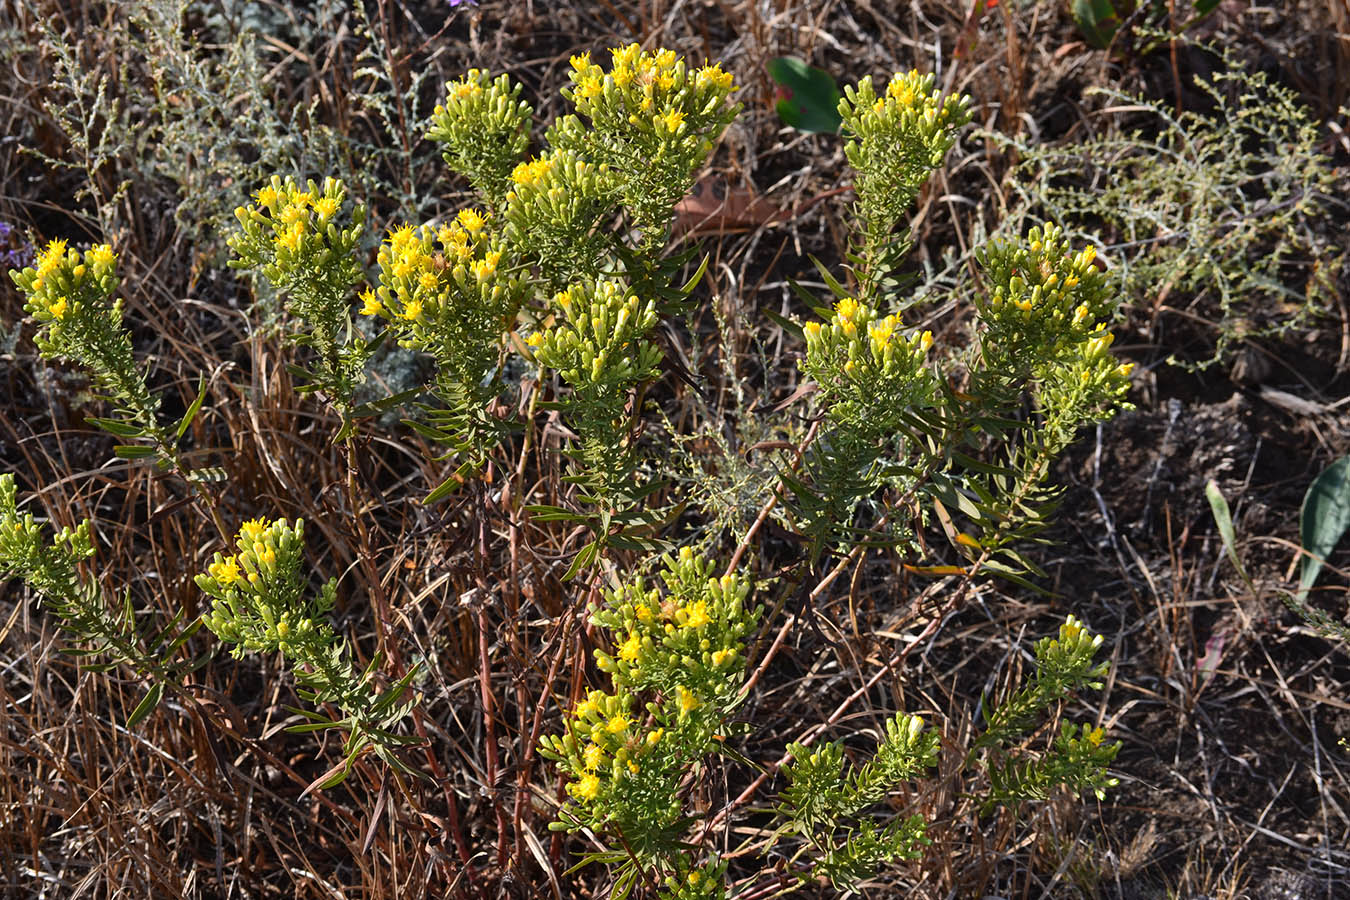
[546,553,1120,897]
[195,517,420,785]
[540,549,762,888]
[1070,0,1223,50]
[0,474,200,726]
[767,57,843,134]
[1207,479,1350,645]
[1009,58,1344,368]
[550,45,740,248]
[229,176,372,421]
[1299,456,1350,601]
[427,68,535,210]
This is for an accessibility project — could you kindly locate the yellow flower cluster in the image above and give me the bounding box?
[234,176,349,261]
[369,210,504,325]
[13,239,119,325]
[202,517,289,594]
[510,155,556,189]
[852,68,966,140]
[802,296,934,383]
[566,43,736,137]
[981,225,1114,342]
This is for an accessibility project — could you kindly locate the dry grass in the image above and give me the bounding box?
[1,0,1348,898]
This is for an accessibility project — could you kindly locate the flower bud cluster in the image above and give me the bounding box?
[11,238,118,327]
[661,857,729,900]
[370,211,525,390]
[195,517,314,658]
[551,44,739,241]
[11,239,159,425]
[541,550,759,872]
[529,278,662,398]
[1033,613,1109,687]
[976,223,1115,362]
[592,546,760,704]
[839,70,970,246]
[231,176,363,287]
[0,474,95,603]
[502,149,617,289]
[799,296,936,433]
[427,69,534,208]
[229,176,368,409]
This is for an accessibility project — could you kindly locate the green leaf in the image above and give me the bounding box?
[350,387,423,419]
[113,445,159,460]
[126,682,164,728]
[1299,457,1350,599]
[1192,0,1221,14]
[87,417,144,438]
[1072,0,1122,48]
[526,504,586,523]
[563,541,598,581]
[176,376,208,440]
[1205,480,1254,591]
[767,57,843,134]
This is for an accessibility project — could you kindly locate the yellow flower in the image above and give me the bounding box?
[402,299,424,321]
[605,714,630,735]
[313,196,339,221]
[87,244,116,270]
[919,330,934,352]
[626,760,639,775]
[676,685,700,714]
[646,728,664,746]
[712,648,732,667]
[48,296,69,320]
[569,773,600,801]
[418,271,439,292]
[36,239,67,277]
[240,518,268,542]
[475,251,500,281]
[574,690,602,719]
[635,603,654,623]
[457,208,486,235]
[359,290,383,317]
[618,631,641,662]
[834,296,860,323]
[569,52,591,73]
[661,109,685,133]
[278,222,304,252]
[255,185,279,210]
[210,556,240,585]
[582,743,605,771]
[389,224,417,252]
[682,600,710,630]
[1087,727,1105,747]
[291,191,313,208]
[654,49,677,71]
[696,64,733,93]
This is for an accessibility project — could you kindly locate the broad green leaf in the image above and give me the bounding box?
[126,682,164,728]
[1072,0,1121,48]
[767,57,843,134]
[176,375,208,439]
[1299,456,1350,599]
[1205,479,1254,592]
